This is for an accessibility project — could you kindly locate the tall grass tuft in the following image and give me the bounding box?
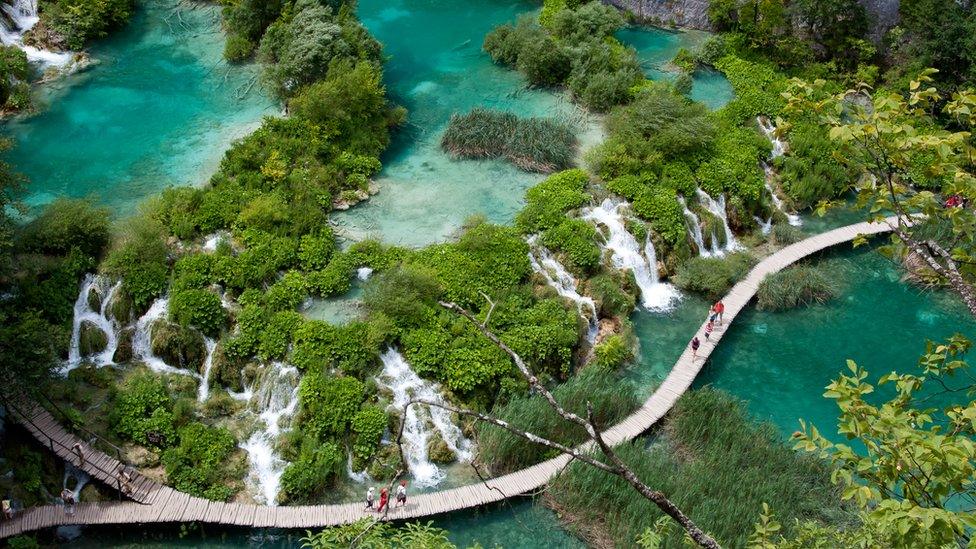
[673,252,755,299]
[441,108,577,173]
[477,369,639,475]
[757,265,837,311]
[547,388,847,547]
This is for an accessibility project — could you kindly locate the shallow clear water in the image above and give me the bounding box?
[333,0,732,247]
[699,245,975,438]
[3,0,275,213]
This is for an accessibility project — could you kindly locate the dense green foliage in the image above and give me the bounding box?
[757,265,837,311]
[161,422,240,501]
[483,2,640,111]
[303,519,456,548]
[673,252,754,299]
[478,370,639,474]
[549,388,843,547]
[515,169,590,234]
[34,0,134,49]
[0,46,30,111]
[441,109,577,173]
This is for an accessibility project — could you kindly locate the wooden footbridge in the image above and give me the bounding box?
[0,218,895,539]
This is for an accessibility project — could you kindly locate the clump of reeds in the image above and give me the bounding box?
[441,108,577,173]
[757,265,837,311]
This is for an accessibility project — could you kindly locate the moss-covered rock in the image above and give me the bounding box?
[113,327,135,363]
[109,290,134,323]
[87,287,102,312]
[150,321,206,373]
[211,340,244,391]
[367,443,403,481]
[78,321,108,356]
[426,434,456,464]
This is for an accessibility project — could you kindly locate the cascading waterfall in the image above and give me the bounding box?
[754,215,773,235]
[583,198,680,311]
[0,0,73,67]
[240,362,300,505]
[131,298,200,378]
[695,189,742,255]
[197,337,217,402]
[346,453,371,484]
[357,267,374,281]
[65,274,121,372]
[63,463,89,502]
[376,348,472,488]
[757,115,787,158]
[526,235,599,343]
[679,196,714,257]
[762,163,802,227]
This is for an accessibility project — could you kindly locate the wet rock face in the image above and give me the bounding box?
[426,434,457,464]
[603,0,714,29]
[79,320,108,356]
[113,327,135,364]
[150,321,206,373]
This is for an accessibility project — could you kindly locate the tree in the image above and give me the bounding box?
[784,71,976,317]
[396,297,721,548]
[751,335,976,547]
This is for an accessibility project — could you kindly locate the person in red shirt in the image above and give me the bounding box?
[714,301,725,325]
[377,487,389,513]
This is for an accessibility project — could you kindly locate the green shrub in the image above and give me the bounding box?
[550,2,624,43]
[102,217,170,311]
[18,198,110,258]
[673,252,755,299]
[540,218,601,275]
[162,422,239,501]
[109,373,177,448]
[478,370,638,474]
[756,265,837,311]
[279,441,342,504]
[586,274,635,318]
[363,264,441,329]
[298,372,366,440]
[169,289,227,337]
[171,253,217,293]
[265,271,309,312]
[307,254,354,297]
[351,405,387,465]
[298,230,337,271]
[39,0,134,49]
[591,334,633,370]
[515,169,589,234]
[224,33,256,62]
[771,223,803,245]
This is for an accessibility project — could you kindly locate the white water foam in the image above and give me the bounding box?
[0,0,73,68]
[241,362,300,505]
[757,115,787,158]
[584,198,680,311]
[695,188,743,255]
[679,196,715,257]
[527,235,599,343]
[376,348,472,489]
[131,298,202,380]
[197,337,217,402]
[64,274,121,373]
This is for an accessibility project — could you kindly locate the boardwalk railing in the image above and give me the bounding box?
[0,218,896,538]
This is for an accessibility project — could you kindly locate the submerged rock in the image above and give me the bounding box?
[427,434,456,465]
[150,321,206,373]
[78,321,108,356]
[109,290,134,323]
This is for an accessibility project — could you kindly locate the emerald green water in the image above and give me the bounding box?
[3,0,275,213]
[333,0,732,247]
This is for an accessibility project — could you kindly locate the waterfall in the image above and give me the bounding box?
[0,0,73,67]
[65,274,121,373]
[376,348,472,488]
[241,362,300,505]
[761,162,802,228]
[757,116,787,158]
[201,232,228,252]
[357,267,374,281]
[131,298,200,378]
[583,199,680,311]
[197,337,217,402]
[695,189,742,255]
[346,452,371,484]
[754,216,773,235]
[526,236,599,343]
[679,196,714,257]
[63,463,89,501]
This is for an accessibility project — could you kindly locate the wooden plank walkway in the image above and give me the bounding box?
[0,218,896,539]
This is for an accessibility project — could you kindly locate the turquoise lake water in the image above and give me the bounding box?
[3,0,275,213]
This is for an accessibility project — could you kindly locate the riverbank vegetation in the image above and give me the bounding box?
[441,109,577,173]
[756,264,837,311]
[29,0,134,50]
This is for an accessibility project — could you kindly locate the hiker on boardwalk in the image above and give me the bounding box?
[712,301,725,325]
[72,442,85,468]
[117,464,134,496]
[61,488,75,516]
[2,498,14,520]
[364,486,375,512]
[691,336,701,360]
[395,480,407,508]
[377,487,389,513]
[704,320,714,340]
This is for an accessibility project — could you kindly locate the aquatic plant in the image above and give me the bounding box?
[672,252,755,299]
[756,265,838,311]
[440,109,577,173]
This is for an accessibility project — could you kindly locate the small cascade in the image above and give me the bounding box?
[346,452,371,484]
[0,0,73,67]
[757,116,787,158]
[526,236,599,343]
[197,337,217,402]
[131,298,199,378]
[377,348,472,489]
[201,232,228,252]
[241,362,300,505]
[583,198,680,311]
[679,196,713,257]
[642,234,682,310]
[761,163,802,228]
[65,274,122,372]
[357,267,374,281]
[754,216,773,235]
[695,189,742,255]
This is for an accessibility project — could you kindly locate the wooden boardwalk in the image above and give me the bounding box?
[0,218,895,538]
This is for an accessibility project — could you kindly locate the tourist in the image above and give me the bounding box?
[118,464,134,496]
[691,336,701,360]
[72,442,85,468]
[377,487,389,513]
[364,486,375,512]
[2,498,13,520]
[395,480,407,508]
[61,488,75,516]
[704,320,714,340]
[714,300,725,324]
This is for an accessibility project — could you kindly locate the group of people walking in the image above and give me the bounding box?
[691,300,724,360]
[365,480,408,514]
